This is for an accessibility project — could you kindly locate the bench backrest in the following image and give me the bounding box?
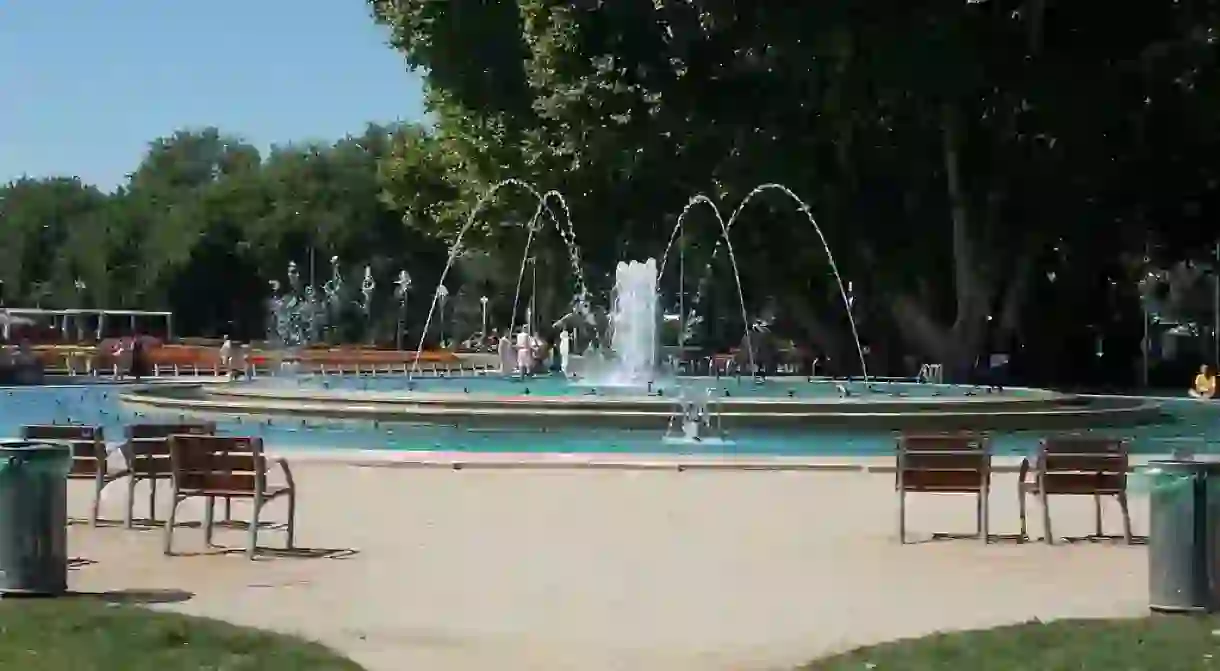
[169,434,265,495]
[126,422,216,477]
[20,425,105,477]
[897,433,991,493]
[1037,436,1128,496]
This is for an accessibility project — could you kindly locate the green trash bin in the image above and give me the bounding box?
[0,441,72,596]
[1146,459,1220,613]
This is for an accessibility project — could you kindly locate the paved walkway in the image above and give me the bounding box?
[68,464,1150,671]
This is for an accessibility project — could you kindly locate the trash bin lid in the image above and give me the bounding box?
[0,440,73,454]
[0,441,73,474]
[1146,459,1220,476]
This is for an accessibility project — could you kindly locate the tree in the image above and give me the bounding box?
[0,177,108,306]
[371,0,1220,381]
[2,122,454,343]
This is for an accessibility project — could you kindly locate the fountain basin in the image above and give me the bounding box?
[120,381,1161,432]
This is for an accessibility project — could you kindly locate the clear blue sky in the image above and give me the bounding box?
[0,0,426,190]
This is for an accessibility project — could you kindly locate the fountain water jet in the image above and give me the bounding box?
[662,387,731,446]
[684,184,870,380]
[504,191,592,340]
[410,180,589,378]
[587,259,659,386]
[656,195,754,374]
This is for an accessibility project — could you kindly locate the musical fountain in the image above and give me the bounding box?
[579,259,660,387]
[113,181,1170,457]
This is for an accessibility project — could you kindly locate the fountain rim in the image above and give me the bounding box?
[117,383,1162,432]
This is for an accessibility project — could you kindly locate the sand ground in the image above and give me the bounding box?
[67,463,1150,671]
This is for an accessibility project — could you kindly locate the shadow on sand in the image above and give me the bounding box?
[68,557,98,570]
[910,532,1148,545]
[0,588,194,604]
[166,546,360,561]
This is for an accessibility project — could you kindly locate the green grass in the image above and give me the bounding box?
[800,617,1220,671]
[0,599,363,670]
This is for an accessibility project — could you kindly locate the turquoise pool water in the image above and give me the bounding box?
[0,381,1216,456]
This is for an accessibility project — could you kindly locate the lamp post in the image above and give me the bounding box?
[528,256,537,335]
[394,270,412,351]
[360,266,375,345]
[480,295,489,344]
[436,284,450,348]
[73,278,86,342]
[1213,240,1219,367]
[678,226,685,359]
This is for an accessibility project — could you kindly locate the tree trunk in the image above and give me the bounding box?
[786,296,855,375]
[887,103,991,381]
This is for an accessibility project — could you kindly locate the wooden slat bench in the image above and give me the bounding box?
[123,422,215,528]
[1019,436,1132,544]
[164,435,296,559]
[896,433,992,543]
[21,425,118,526]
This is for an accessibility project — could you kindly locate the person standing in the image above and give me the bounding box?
[129,335,151,380]
[559,329,572,377]
[218,335,233,379]
[498,332,513,374]
[515,328,531,378]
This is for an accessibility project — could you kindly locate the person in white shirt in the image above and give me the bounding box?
[497,333,512,374]
[218,335,233,379]
[559,329,572,377]
[515,329,531,377]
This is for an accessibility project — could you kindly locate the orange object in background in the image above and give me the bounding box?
[30,342,459,371]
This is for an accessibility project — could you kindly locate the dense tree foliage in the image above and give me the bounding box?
[4,2,1218,386]
[0,125,462,344]
[371,0,1220,384]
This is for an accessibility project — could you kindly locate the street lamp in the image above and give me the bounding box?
[394,270,412,350]
[436,284,450,348]
[480,295,489,342]
[528,256,537,335]
[73,278,87,342]
[1213,240,1219,368]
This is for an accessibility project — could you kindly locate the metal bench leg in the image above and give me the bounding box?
[203,497,216,547]
[1017,487,1028,542]
[163,495,180,555]
[285,491,297,550]
[1118,492,1133,544]
[125,475,137,529]
[980,487,990,544]
[247,496,262,560]
[1093,493,1103,537]
[148,478,158,525]
[897,490,907,544]
[1040,489,1053,544]
[91,472,104,527]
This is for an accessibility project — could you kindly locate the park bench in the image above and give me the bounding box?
[896,432,992,543]
[21,424,116,526]
[164,434,296,559]
[1018,436,1132,544]
[123,422,215,528]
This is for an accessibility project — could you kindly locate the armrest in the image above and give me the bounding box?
[89,441,131,481]
[273,456,296,491]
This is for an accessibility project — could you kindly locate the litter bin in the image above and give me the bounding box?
[0,441,72,595]
[1147,459,1220,612]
